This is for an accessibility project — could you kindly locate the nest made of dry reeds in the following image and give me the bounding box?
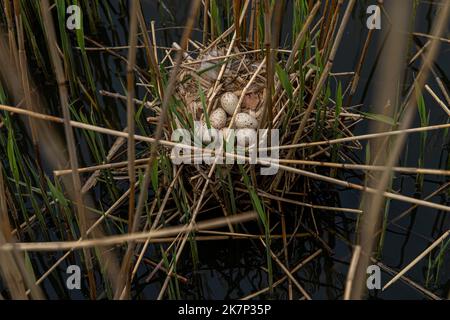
[169,41,361,163]
[175,45,266,129]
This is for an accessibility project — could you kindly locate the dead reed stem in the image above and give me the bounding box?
[122,0,139,299]
[40,0,97,299]
[0,211,258,252]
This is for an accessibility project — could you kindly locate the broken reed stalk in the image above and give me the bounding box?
[39,0,97,299]
[346,0,383,106]
[344,245,361,300]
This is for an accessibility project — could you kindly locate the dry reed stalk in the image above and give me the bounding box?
[0,211,258,252]
[373,260,441,300]
[126,0,138,224]
[409,40,430,65]
[199,230,309,239]
[208,0,250,100]
[2,0,19,69]
[260,238,312,299]
[276,159,450,176]
[248,0,255,46]
[234,0,242,46]
[279,204,292,299]
[435,77,450,106]
[121,0,139,299]
[285,1,321,71]
[81,127,128,194]
[0,232,28,299]
[241,249,322,300]
[236,187,361,214]
[62,154,450,178]
[383,230,450,291]
[255,0,260,50]
[39,0,97,299]
[0,163,10,238]
[319,0,338,50]
[412,32,450,44]
[344,245,361,300]
[345,0,381,106]
[0,25,124,299]
[137,6,164,98]
[130,167,184,282]
[425,84,450,116]
[203,0,209,44]
[262,0,273,129]
[261,0,284,129]
[265,122,450,151]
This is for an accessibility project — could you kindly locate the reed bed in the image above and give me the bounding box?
[0,0,449,300]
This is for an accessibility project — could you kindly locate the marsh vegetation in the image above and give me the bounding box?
[0,0,449,300]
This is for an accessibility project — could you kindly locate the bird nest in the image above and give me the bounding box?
[168,41,362,183]
[175,45,267,136]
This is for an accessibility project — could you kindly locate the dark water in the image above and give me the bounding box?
[4,0,449,300]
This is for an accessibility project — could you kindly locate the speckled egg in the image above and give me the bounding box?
[235,113,259,129]
[220,92,239,116]
[209,108,227,129]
